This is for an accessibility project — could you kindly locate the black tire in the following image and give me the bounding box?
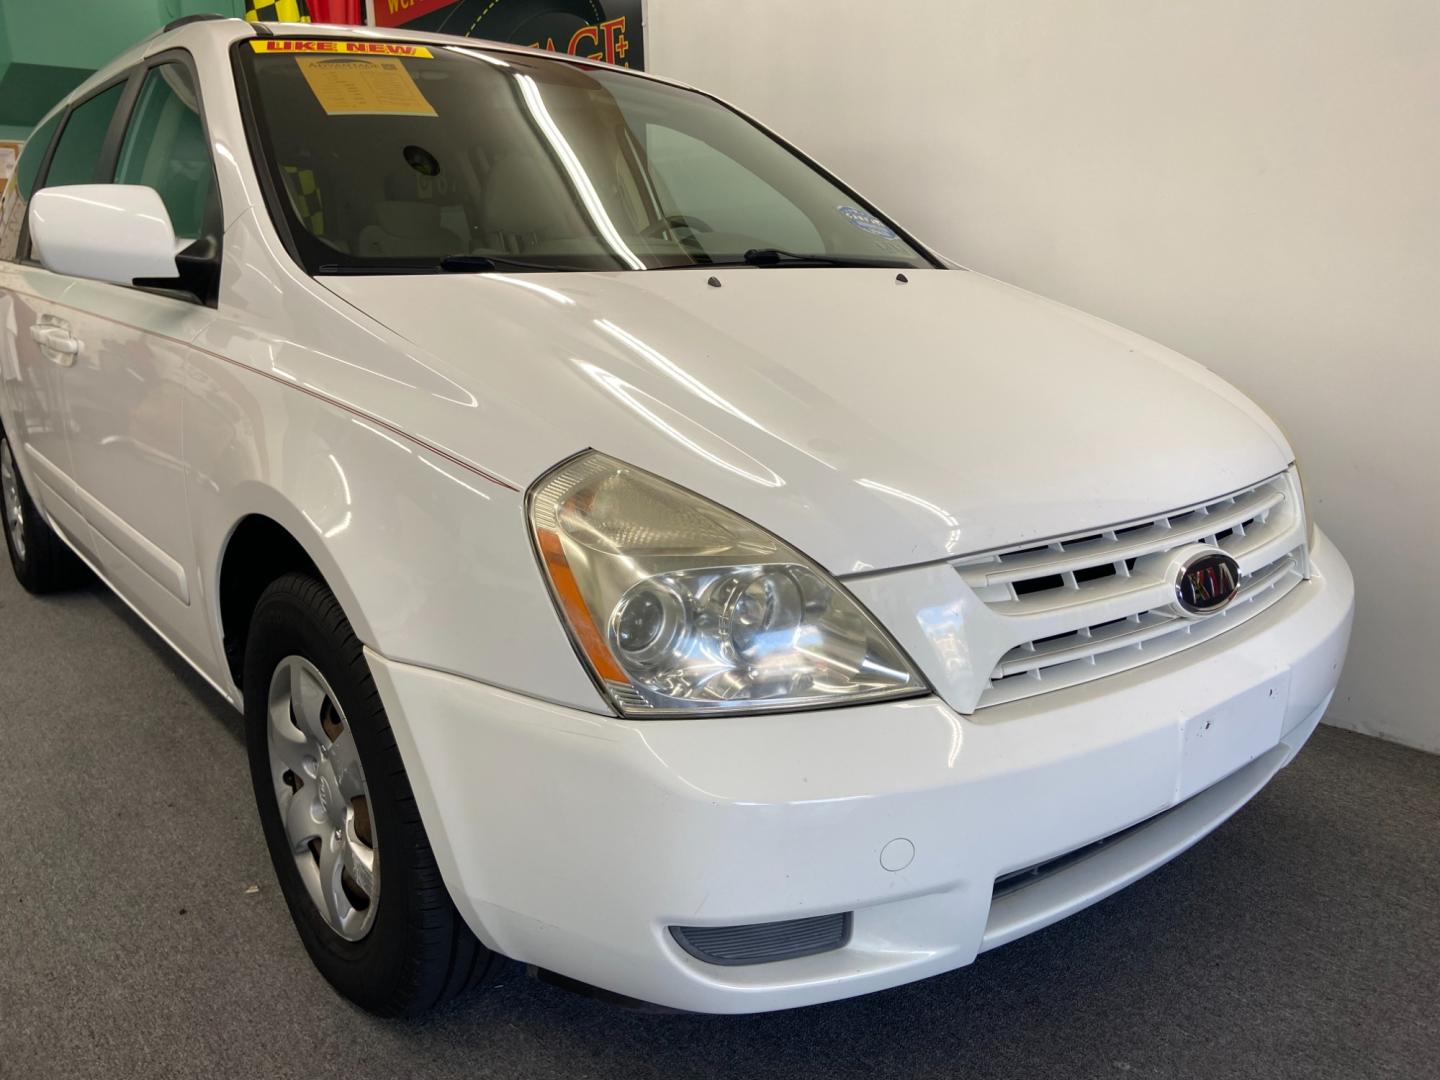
[243,572,512,1016]
[0,431,89,594]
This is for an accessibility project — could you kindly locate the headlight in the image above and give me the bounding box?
[529,452,925,717]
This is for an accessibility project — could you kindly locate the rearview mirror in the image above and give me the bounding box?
[29,185,180,286]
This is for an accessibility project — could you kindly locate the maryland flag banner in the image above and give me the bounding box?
[245,0,312,22]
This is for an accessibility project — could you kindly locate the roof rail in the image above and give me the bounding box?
[161,13,236,33]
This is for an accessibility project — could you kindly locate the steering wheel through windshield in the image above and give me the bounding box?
[640,213,715,241]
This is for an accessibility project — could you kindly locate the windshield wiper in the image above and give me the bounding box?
[317,263,434,275]
[744,248,919,268]
[316,254,592,275]
[439,253,594,273]
[656,248,917,270]
[319,250,918,276]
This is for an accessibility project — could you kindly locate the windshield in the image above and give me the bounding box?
[236,40,935,273]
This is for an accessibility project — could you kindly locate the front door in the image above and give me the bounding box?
[57,58,221,669]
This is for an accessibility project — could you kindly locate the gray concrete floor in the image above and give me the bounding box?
[1,566,1437,1080]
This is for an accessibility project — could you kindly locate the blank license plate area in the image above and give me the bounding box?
[1176,669,1291,801]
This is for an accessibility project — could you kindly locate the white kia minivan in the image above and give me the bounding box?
[0,17,1353,1016]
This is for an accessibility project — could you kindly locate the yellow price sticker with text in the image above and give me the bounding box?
[292,55,437,117]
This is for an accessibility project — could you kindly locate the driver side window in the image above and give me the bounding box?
[42,82,126,190]
[114,63,218,243]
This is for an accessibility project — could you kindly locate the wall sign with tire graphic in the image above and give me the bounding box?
[371,0,645,69]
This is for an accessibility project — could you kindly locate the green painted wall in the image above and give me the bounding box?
[0,0,245,141]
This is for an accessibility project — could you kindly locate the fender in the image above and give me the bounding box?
[183,343,605,714]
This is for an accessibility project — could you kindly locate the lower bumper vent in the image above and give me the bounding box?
[671,913,851,966]
[992,797,1189,899]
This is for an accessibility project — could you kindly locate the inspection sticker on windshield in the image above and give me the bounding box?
[294,56,437,117]
[837,205,899,239]
[250,40,433,58]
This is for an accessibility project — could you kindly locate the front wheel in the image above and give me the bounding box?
[243,573,512,1016]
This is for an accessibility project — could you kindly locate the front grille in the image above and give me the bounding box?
[955,471,1307,709]
[670,913,851,966]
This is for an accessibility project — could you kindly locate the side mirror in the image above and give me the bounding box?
[29,184,180,286]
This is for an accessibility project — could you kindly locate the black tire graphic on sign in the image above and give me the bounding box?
[437,0,608,51]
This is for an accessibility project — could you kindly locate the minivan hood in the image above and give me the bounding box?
[322,268,1291,574]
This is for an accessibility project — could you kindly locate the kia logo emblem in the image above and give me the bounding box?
[1174,550,1241,616]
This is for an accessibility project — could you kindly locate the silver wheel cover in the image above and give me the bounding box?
[267,656,380,941]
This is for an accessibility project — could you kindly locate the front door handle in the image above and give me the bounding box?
[29,323,81,366]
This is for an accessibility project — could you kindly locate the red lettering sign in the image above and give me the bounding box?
[374,0,457,29]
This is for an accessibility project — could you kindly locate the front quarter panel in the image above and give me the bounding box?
[188,218,605,713]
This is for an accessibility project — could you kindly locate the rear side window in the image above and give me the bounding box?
[42,82,126,189]
[0,111,62,262]
[114,64,218,242]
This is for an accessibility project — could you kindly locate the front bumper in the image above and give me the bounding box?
[367,530,1353,1013]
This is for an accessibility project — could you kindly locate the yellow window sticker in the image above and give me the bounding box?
[250,40,433,58]
[294,56,437,118]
